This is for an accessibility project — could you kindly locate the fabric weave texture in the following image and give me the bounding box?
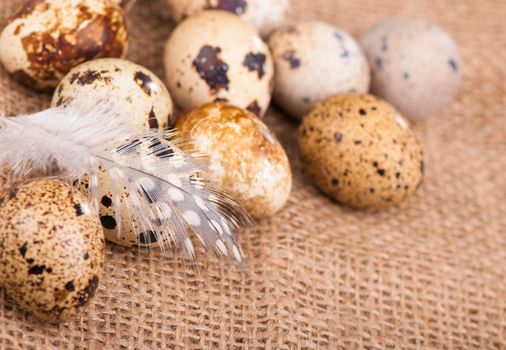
[0,0,505,348]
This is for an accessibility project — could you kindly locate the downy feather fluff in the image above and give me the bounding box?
[0,100,249,264]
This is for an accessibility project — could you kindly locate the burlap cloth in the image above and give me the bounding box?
[0,0,505,348]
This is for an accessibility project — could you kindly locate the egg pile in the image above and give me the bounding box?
[0,0,462,322]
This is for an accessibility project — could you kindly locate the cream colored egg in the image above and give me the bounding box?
[52,58,174,130]
[268,21,370,119]
[0,0,128,90]
[298,93,424,209]
[0,179,104,323]
[176,103,292,219]
[164,11,274,118]
[166,0,289,37]
[359,17,462,121]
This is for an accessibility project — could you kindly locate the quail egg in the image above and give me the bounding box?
[359,17,462,121]
[298,93,424,209]
[0,0,128,90]
[164,11,274,118]
[268,21,370,119]
[166,0,289,37]
[0,179,104,322]
[176,103,292,219]
[52,58,174,130]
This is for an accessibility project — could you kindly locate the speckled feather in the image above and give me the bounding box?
[0,100,249,265]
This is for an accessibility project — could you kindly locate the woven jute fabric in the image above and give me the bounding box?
[1,0,505,348]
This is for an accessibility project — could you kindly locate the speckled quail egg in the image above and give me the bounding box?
[76,141,187,247]
[164,11,274,118]
[359,17,462,121]
[0,0,128,90]
[268,21,370,120]
[298,93,424,209]
[166,0,289,37]
[176,103,292,219]
[52,58,174,130]
[0,179,104,323]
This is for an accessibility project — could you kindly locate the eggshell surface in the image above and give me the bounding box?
[359,17,462,121]
[166,0,289,37]
[0,0,128,90]
[0,179,105,323]
[164,11,274,118]
[52,58,174,130]
[298,93,424,209]
[268,21,370,119]
[176,103,292,219]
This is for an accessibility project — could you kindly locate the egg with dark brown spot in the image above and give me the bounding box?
[298,93,424,209]
[0,0,128,90]
[52,58,174,130]
[269,22,370,119]
[164,11,274,118]
[0,179,104,323]
[176,103,292,219]
[166,0,289,37]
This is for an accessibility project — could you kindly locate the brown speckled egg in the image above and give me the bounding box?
[176,103,292,219]
[0,179,104,323]
[0,0,128,90]
[166,0,289,37]
[359,17,462,121]
[298,93,424,209]
[268,22,370,119]
[76,142,186,247]
[52,58,174,130]
[164,11,274,118]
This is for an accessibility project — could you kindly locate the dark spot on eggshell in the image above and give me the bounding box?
[101,196,112,208]
[246,100,262,116]
[83,252,89,260]
[334,132,343,142]
[377,169,385,176]
[100,215,117,230]
[193,45,230,92]
[19,242,28,257]
[281,50,301,69]
[77,275,99,307]
[420,160,425,174]
[359,108,367,116]
[331,178,339,186]
[72,70,109,85]
[9,187,18,199]
[65,281,75,292]
[206,0,247,15]
[381,37,389,51]
[28,265,46,275]
[148,108,159,129]
[448,59,458,71]
[138,231,158,244]
[134,71,154,96]
[15,3,126,88]
[74,203,85,216]
[374,57,383,68]
[243,53,266,79]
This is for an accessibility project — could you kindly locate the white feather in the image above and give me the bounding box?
[0,100,250,265]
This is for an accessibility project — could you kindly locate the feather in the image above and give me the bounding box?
[0,99,250,265]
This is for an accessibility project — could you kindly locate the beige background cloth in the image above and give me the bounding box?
[0,0,505,348]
